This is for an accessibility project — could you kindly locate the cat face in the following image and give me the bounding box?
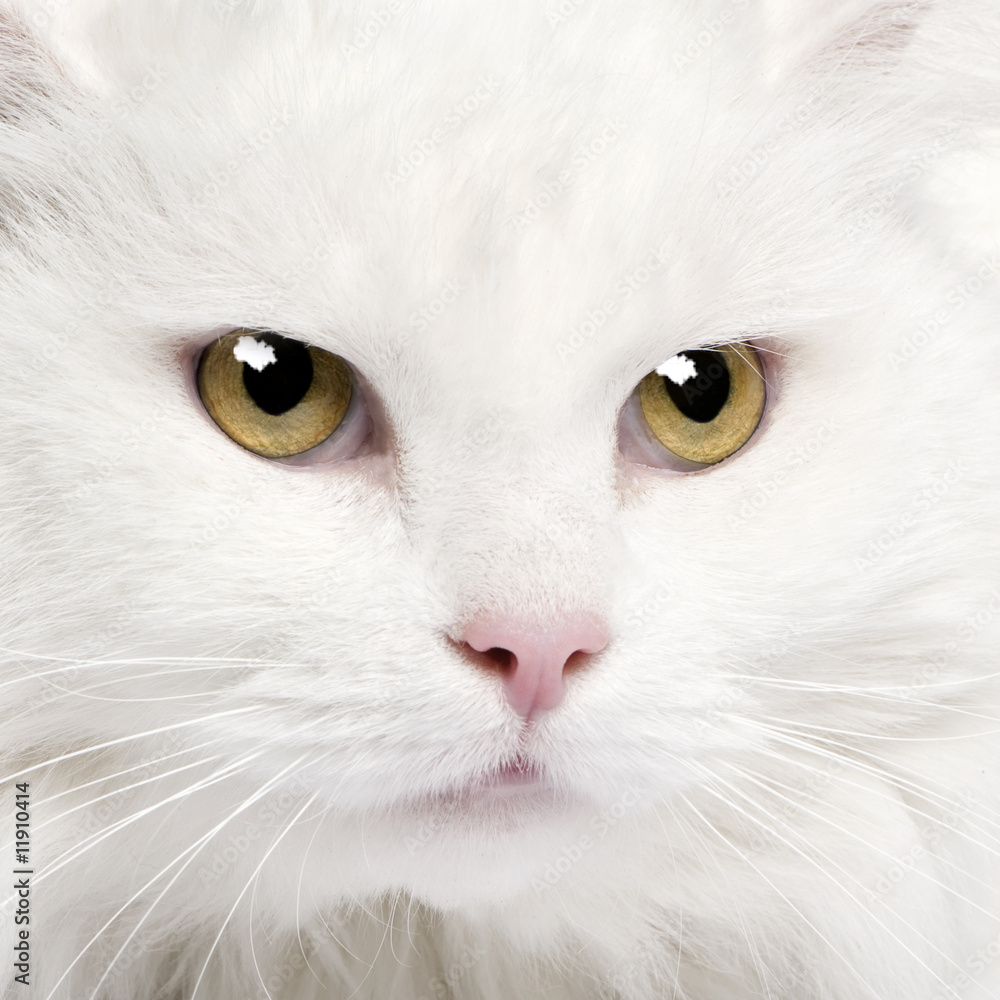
[4,1,1000,996]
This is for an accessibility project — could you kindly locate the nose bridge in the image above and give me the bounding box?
[409,423,616,620]
[433,453,616,719]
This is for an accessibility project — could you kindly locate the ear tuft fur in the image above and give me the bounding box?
[0,8,58,125]
[833,1,928,59]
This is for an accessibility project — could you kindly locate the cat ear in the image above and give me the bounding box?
[0,10,55,119]
[761,1,927,79]
[823,2,927,65]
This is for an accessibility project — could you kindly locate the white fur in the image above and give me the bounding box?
[2,1,1000,997]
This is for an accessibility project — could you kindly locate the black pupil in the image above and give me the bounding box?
[242,335,314,416]
[662,349,730,423]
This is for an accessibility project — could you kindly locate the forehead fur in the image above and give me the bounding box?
[5,0,991,383]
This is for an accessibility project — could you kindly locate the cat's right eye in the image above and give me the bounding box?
[197,330,361,461]
[620,341,766,471]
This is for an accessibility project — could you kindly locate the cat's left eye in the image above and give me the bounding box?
[620,342,766,471]
[197,330,363,462]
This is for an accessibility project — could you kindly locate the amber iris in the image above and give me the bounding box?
[638,343,765,465]
[198,330,352,458]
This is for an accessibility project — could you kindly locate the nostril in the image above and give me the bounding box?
[562,648,590,674]
[480,646,514,671]
[459,642,517,674]
[457,641,516,677]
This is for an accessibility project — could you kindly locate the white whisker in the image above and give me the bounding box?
[75,754,315,1000]
[189,790,321,1000]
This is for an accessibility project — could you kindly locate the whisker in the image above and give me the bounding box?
[189,790,321,1000]
[679,790,886,1000]
[0,706,261,782]
[663,787,779,994]
[76,753,315,1000]
[694,771,963,989]
[24,751,268,894]
[743,712,1000,743]
[32,736,227,805]
[742,721,1000,831]
[31,754,228,833]
[744,740,1000,858]
[727,761,1000,919]
[725,671,1000,695]
[294,803,335,990]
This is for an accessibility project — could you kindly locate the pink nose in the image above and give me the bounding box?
[462,617,608,718]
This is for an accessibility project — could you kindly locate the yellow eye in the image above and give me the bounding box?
[637,342,765,466]
[197,330,353,458]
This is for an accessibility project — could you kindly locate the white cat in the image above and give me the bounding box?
[2,0,1000,997]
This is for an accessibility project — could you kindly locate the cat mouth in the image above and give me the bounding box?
[399,756,560,818]
[439,754,550,803]
[482,754,542,789]
[469,755,559,804]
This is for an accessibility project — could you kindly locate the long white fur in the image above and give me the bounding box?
[2,1,1000,997]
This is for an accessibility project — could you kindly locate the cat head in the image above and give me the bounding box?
[2,0,998,931]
